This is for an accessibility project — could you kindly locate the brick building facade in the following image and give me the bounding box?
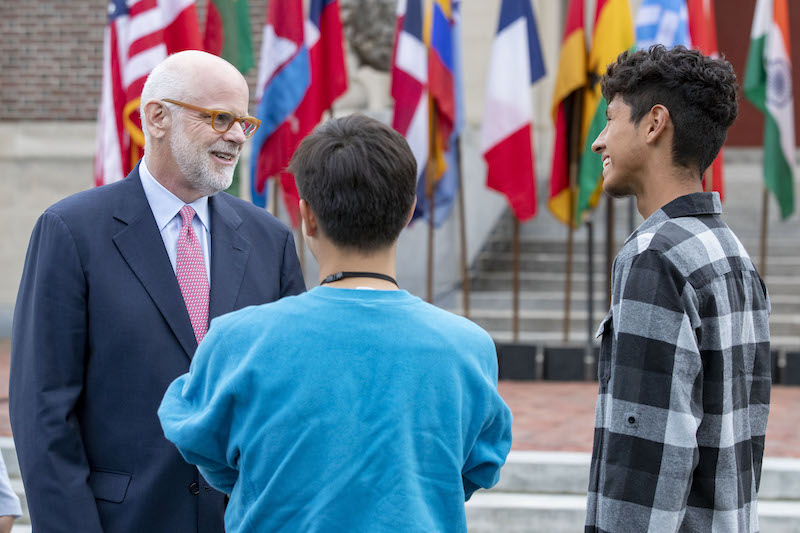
[0,1,269,121]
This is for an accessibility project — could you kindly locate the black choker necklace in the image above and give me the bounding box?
[321,271,399,287]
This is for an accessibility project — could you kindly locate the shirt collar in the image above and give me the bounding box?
[139,159,210,233]
[626,192,721,244]
[659,191,722,219]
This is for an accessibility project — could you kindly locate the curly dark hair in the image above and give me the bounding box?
[288,114,417,252]
[601,45,739,176]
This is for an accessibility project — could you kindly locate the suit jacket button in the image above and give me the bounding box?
[189,482,200,495]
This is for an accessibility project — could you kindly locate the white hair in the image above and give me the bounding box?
[140,58,190,147]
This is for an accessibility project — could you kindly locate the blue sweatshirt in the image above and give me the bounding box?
[159,286,512,532]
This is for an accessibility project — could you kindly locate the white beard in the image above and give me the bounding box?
[170,122,238,196]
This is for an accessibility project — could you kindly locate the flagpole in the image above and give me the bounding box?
[270,178,279,218]
[564,92,582,343]
[427,171,436,304]
[564,207,575,343]
[296,226,306,281]
[585,218,595,379]
[455,138,470,318]
[606,196,614,306]
[512,218,520,342]
[426,99,437,305]
[759,186,769,276]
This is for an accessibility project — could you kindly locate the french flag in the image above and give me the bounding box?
[481,0,545,221]
[249,0,310,209]
[391,0,429,186]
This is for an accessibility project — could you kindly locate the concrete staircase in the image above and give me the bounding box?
[441,154,800,371]
[3,438,799,531]
[465,451,800,532]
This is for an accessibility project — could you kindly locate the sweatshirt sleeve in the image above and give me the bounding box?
[158,319,242,494]
[462,337,513,501]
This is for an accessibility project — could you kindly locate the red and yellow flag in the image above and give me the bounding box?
[548,0,586,226]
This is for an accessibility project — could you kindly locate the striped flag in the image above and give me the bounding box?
[481,0,546,221]
[412,0,464,227]
[548,0,586,226]
[745,0,795,219]
[575,0,634,224]
[425,0,456,185]
[298,0,348,131]
[249,0,310,212]
[265,0,348,225]
[391,0,430,196]
[688,0,726,201]
[94,0,203,187]
[635,0,690,50]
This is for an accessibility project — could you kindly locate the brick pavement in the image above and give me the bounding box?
[0,338,797,457]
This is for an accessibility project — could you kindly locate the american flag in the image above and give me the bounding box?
[94,0,202,187]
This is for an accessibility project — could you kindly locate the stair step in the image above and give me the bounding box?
[477,253,800,277]
[465,452,800,532]
[483,239,800,258]
[465,310,800,338]
[488,330,800,349]
[466,493,800,533]
[445,291,800,315]
[470,272,800,295]
[492,452,800,500]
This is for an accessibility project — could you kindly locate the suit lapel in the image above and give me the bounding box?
[208,194,251,320]
[111,168,198,359]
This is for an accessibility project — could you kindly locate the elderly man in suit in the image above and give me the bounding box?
[10,50,305,533]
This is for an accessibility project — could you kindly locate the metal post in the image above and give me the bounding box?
[456,138,470,318]
[605,196,614,306]
[585,219,595,380]
[513,218,520,343]
[760,187,769,277]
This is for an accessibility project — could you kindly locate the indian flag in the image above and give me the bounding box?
[744,0,795,219]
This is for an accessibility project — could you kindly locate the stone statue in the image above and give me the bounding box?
[340,0,396,72]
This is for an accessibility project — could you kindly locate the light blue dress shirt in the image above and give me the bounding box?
[139,159,211,283]
[0,452,21,518]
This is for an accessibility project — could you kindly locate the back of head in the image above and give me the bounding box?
[601,45,739,176]
[288,114,417,252]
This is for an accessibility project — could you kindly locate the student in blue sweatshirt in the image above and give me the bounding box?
[159,114,512,532]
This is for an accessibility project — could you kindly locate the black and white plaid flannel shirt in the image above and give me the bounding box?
[586,192,771,532]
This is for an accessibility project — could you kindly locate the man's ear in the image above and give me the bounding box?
[405,197,417,227]
[644,104,670,144]
[299,199,318,238]
[143,99,170,141]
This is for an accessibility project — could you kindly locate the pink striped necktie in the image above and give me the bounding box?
[176,205,209,343]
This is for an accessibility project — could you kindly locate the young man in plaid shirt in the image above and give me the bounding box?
[586,45,771,532]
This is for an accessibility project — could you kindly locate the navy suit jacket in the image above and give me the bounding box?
[9,167,305,532]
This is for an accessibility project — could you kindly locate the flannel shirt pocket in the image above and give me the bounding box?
[596,312,613,386]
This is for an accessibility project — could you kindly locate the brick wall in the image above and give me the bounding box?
[0,1,269,121]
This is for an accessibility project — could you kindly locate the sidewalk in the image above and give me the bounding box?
[0,338,798,457]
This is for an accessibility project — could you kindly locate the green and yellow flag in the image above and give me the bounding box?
[575,0,634,225]
[204,0,255,198]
